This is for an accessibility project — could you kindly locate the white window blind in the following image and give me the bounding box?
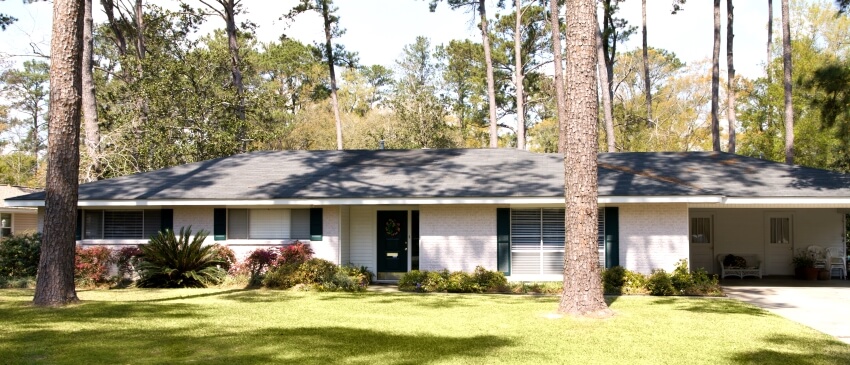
[104,211,143,239]
[249,209,291,239]
[228,209,248,239]
[290,209,311,239]
[598,208,605,267]
[511,209,566,275]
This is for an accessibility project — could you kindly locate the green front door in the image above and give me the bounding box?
[377,210,408,280]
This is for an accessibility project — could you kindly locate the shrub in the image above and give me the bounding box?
[399,267,507,293]
[0,233,41,278]
[75,246,113,286]
[670,259,694,293]
[135,227,226,288]
[278,241,313,265]
[210,244,237,271]
[398,270,428,292]
[507,282,562,294]
[291,258,337,285]
[621,270,649,295]
[339,264,373,287]
[471,266,508,293]
[239,247,280,285]
[602,266,627,294]
[113,246,143,280]
[647,269,676,296]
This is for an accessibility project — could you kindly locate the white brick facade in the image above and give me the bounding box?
[618,203,689,274]
[419,205,497,272]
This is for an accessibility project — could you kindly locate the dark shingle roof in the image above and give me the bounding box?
[8,149,850,201]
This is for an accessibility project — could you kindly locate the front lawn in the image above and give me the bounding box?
[1,289,847,364]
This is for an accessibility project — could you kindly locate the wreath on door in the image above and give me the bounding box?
[385,218,401,238]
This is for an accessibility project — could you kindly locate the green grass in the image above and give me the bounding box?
[1,289,848,364]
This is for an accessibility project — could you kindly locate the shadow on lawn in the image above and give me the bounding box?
[729,333,850,365]
[651,297,767,316]
[2,323,513,364]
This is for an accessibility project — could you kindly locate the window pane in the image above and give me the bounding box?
[511,209,541,247]
[228,209,248,239]
[511,252,541,275]
[598,208,605,268]
[104,211,143,239]
[290,209,310,239]
[0,213,11,229]
[84,210,103,239]
[770,217,790,244]
[143,210,161,239]
[690,217,712,244]
[542,251,564,275]
[541,209,565,248]
[249,209,290,239]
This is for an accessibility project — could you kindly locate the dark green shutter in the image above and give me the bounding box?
[497,208,511,275]
[213,208,226,241]
[75,209,82,240]
[604,207,620,268]
[160,209,173,232]
[309,208,323,241]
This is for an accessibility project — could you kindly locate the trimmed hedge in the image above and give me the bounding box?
[398,266,508,293]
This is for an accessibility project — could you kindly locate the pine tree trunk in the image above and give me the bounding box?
[33,0,84,307]
[131,0,147,171]
[514,0,525,150]
[642,0,652,126]
[559,0,610,318]
[782,0,793,164]
[711,0,721,152]
[321,0,344,150]
[480,0,499,148]
[765,0,772,132]
[223,0,246,150]
[82,0,101,182]
[726,0,736,154]
[549,0,567,153]
[597,25,615,152]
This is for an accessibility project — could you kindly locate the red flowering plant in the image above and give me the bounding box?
[75,246,114,286]
[277,241,314,266]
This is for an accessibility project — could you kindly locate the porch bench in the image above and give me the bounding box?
[717,254,763,279]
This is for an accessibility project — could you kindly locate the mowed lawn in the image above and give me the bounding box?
[1,289,848,365]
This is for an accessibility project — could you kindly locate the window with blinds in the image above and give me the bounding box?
[690,217,712,244]
[511,209,565,275]
[769,217,791,244]
[227,208,311,240]
[82,210,162,239]
[598,208,605,267]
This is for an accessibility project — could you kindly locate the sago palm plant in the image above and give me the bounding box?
[136,227,226,288]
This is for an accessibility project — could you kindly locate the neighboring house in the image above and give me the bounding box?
[6,149,850,281]
[0,185,39,238]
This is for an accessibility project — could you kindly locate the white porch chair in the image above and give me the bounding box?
[808,245,828,269]
[826,246,847,280]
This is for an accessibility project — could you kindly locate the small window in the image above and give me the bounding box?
[0,213,11,237]
[770,217,791,244]
[690,217,712,244]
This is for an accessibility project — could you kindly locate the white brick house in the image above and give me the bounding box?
[7,149,850,281]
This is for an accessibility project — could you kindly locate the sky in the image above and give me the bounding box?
[0,0,798,80]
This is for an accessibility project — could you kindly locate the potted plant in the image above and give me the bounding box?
[792,249,818,280]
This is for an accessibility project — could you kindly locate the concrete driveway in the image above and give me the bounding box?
[722,277,850,344]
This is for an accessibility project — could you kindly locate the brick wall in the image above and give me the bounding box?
[419,205,497,272]
[618,203,689,274]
